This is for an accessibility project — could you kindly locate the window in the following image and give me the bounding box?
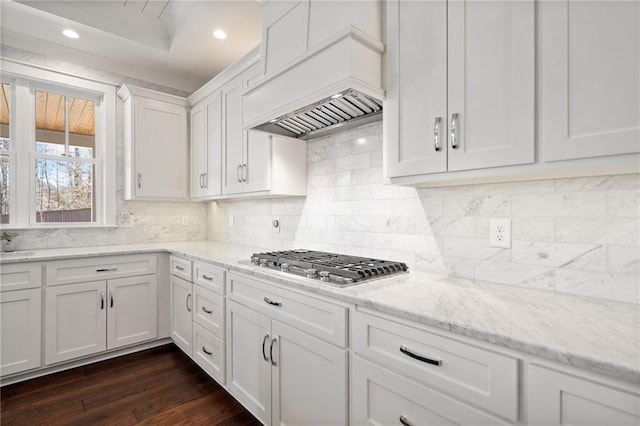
[0,60,116,228]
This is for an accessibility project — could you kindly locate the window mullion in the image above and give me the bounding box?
[13,82,32,227]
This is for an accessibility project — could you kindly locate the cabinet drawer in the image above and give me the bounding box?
[46,255,157,286]
[228,272,347,347]
[193,323,225,385]
[193,262,225,295]
[0,263,42,291]
[353,310,518,421]
[351,356,509,426]
[193,285,224,339]
[170,256,192,281]
[528,364,640,425]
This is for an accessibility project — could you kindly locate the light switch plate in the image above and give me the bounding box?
[489,218,511,248]
[228,215,234,228]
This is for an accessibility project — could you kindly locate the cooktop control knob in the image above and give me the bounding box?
[319,271,331,282]
[259,259,268,267]
[251,256,260,266]
[305,268,318,278]
[280,263,290,272]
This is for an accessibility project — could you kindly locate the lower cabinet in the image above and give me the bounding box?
[45,275,157,365]
[0,288,42,376]
[351,356,509,426]
[227,296,348,426]
[528,365,640,425]
[169,275,193,356]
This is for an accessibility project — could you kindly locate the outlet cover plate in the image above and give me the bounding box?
[489,218,511,248]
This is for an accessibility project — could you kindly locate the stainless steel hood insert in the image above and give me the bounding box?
[254,89,382,140]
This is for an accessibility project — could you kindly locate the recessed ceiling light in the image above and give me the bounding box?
[62,29,79,39]
[212,30,227,40]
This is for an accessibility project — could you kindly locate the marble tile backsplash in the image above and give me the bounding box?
[208,122,640,304]
[3,47,207,249]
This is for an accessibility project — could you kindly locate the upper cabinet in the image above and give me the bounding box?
[118,85,188,200]
[385,0,535,178]
[540,0,640,162]
[191,91,223,199]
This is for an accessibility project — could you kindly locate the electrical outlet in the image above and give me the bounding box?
[181,215,189,226]
[489,218,511,248]
[228,215,234,228]
[272,217,281,233]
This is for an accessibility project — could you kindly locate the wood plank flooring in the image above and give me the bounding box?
[0,344,261,425]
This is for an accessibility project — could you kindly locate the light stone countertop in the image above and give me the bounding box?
[2,240,638,384]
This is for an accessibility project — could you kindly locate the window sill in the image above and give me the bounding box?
[0,224,119,230]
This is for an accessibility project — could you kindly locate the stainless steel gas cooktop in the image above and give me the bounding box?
[247,249,409,287]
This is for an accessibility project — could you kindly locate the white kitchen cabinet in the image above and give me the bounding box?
[190,91,223,199]
[192,322,225,384]
[106,275,157,350]
[528,364,640,425]
[385,0,534,178]
[169,275,193,356]
[0,288,41,376]
[222,74,246,195]
[45,280,107,364]
[226,273,348,426]
[540,0,639,162]
[118,84,188,201]
[351,356,509,426]
[45,275,157,365]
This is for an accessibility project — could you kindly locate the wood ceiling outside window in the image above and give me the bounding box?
[0,87,95,136]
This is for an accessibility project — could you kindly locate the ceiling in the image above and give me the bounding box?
[0,0,263,94]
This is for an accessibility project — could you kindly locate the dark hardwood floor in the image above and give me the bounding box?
[0,344,261,425]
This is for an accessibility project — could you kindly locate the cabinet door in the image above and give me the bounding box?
[0,289,41,376]
[385,0,448,177]
[261,0,310,75]
[107,275,157,350]
[528,365,640,425]
[45,281,107,364]
[204,91,223,197]
[447,0,535,171]
[226,300,271,425]
[243,130,271,193]
[222,76,245,195]
[169,276,192,356]
[540,0,640,162]
[190,100,206,199]
[351,356,508,426]
[271,321,347,426]
[134,97,188,199]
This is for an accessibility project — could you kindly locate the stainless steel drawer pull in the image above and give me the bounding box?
[110,290,114,308]
[399,415,412,426]
[201,306,213,314]
[202,274,214,281]
[270,337,278,367]
[399,345,441,366]
[264,297,282,307]
[96,268,117,272]
[202,346,213,356]
[433,116,443,152]
[100,291,105,310]
[262,334,270,362]
[186,294,192,312]
[175,265,185,271]
[450,113,460,149]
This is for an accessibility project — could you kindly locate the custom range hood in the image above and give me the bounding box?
[242,1,385,141]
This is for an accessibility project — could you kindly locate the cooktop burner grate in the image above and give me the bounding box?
[249,249,408,285]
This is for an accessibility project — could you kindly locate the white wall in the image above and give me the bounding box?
[208,122,640,304]
[2,46,208,249]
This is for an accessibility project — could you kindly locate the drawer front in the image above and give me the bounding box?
[193,285,224,339]
[528,364,640,425]
[353,310,518,421]
[193,322,225,385]
[351,356,509,426]
[170,256,192,281]
[0,263,42,291]
[228,272,347,347]
[193,262,225,295]
[46,255,157,286]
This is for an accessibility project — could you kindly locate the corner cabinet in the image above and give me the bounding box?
[118,84,189,201]
[385,0,535,178]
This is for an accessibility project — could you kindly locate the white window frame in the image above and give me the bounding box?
[0,59,116,228]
